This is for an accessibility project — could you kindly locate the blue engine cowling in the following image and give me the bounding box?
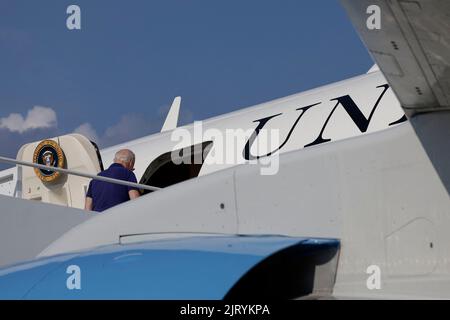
[0,235,339,299]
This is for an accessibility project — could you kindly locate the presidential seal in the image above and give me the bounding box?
[33,140,65,183]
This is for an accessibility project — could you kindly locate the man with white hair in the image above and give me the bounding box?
[85,149,140,212]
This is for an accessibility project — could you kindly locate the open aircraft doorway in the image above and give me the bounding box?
[139,141,213,194]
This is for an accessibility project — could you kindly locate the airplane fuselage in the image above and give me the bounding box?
[100,70,405,180]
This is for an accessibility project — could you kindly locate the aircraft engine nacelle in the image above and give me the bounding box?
[16,134,103,209]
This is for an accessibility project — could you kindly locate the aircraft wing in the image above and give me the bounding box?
[341,0,450,195]
[340,0,450,116]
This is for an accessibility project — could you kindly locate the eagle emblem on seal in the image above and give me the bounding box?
[33,140,65,183]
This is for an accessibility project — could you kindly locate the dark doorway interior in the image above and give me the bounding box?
[139,141,213,194]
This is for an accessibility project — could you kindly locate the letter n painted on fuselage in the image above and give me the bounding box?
[305,84,390,147]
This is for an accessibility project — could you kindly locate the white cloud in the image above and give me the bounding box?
[72,105,194,148]
[71,114,159,148]
[0,106,57,133]
[102,114,160,147]
[74,122,100,143]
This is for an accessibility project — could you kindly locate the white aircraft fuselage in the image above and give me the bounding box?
[100,70,405,181]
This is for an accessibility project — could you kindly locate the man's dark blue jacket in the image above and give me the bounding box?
[86,163,139,212]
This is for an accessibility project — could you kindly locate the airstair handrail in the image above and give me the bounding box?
[0,156,161,192]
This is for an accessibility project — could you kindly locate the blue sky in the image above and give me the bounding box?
[0,0,372,167]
